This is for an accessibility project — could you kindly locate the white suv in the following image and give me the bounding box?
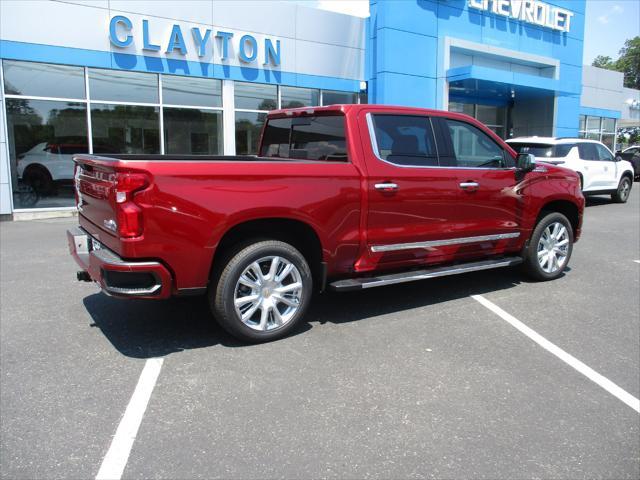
[507,137,634,203]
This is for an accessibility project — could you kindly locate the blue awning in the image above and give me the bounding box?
[447,65,579,96]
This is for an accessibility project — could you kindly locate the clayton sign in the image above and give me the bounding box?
[468,0,574,33]
[108,15,281,66]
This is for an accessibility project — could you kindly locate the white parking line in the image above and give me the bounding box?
[96,358,164,480]
[634,260,640,264]
[472,295,640,413]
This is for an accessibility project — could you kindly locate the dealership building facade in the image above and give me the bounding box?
[0,0,638,215]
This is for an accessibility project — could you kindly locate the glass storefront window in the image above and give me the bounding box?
[602,118,616,133]
[281,86,319,108]
[322,90,357,105]
[579,115,617,146]
[3,60,86,100]
[476,105,503,126]
[448,102,474,116]
[163,108,223,154]
[235,111,267,155]
[5,99,87,209]
[234,82,277,110]
[585,116,601,135]
[601,134,615,151]
[162,76,222,108]
[448,103,506,138]
[91,104,159,154]
[89,69,158,104]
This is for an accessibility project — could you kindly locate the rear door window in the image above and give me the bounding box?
[509,143,574,158]
[369,114,438,167]
[260,118,290,158]
[260,115,348,161]
[578,143,599,161]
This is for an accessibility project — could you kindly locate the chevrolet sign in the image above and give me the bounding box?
[468,0,574,33]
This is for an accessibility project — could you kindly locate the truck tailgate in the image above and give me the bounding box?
[75,160,117,235]
[74,155,150,254]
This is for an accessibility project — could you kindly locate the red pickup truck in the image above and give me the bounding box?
[68,104,584,342]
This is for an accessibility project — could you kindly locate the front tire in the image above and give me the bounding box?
[210,240,313,343]
[523,212,573,281]
[611,176,632,203]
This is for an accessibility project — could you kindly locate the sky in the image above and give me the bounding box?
[583,0,640,64]
[299,0,640,66]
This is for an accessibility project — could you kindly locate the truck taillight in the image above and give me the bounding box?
[113,172,150,238]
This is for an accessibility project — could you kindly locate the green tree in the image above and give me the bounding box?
[592,55,615,69]
[616,37,640,89]
[591,36,640,89]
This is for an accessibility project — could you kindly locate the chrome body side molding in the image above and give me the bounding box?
[370,232,521,253]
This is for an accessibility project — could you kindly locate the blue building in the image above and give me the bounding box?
[0,0,637,216]
[367,0,585,139]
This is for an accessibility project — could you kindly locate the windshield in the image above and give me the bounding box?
[509,143,574,158]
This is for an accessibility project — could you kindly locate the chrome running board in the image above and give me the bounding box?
[329,256,523,292]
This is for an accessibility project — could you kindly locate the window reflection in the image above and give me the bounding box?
[235,111,267,155]
[3,60,85,99]
[322,90,357,105]
[162,76,222,108]
[281,86,319,108]
[234,82,277,110]
[5,99,87,208]
[89,69,158,104]
[91,104,159,154]
[163,108,223,154]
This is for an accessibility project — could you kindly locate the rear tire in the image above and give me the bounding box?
[209,240,313,343]
[523,212,573,281]
[611,176,631,203]
[23,166,54,195]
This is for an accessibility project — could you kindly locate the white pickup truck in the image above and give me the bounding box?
[507,137,634,203]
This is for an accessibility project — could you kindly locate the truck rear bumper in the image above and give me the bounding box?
[67,227,172,299]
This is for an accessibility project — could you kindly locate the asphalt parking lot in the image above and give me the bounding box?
[1,191,639,480]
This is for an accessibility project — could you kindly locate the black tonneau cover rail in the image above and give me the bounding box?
[74,154,347,163]
[102,154,269,161]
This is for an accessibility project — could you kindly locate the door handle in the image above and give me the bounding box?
[375,183,399,192]
[459,181,479,189]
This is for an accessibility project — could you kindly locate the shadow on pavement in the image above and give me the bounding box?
[84,266,534,359]
[585,196,615,207]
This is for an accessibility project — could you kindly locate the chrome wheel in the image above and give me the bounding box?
[234,256,303,331]
[537,222,570,274]
[620,179,631,201]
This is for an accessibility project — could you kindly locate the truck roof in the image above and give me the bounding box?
[267,103,476,120]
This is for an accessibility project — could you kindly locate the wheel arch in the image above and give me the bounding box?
[537,199,580,236]
[620,169,634,183]
[210,217,325,291]
[22,163,53,180]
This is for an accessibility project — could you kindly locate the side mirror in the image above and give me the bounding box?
[516,153,536,172]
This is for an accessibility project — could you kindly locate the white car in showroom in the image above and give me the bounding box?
[507,137,635,203]
[16,142,86,194]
